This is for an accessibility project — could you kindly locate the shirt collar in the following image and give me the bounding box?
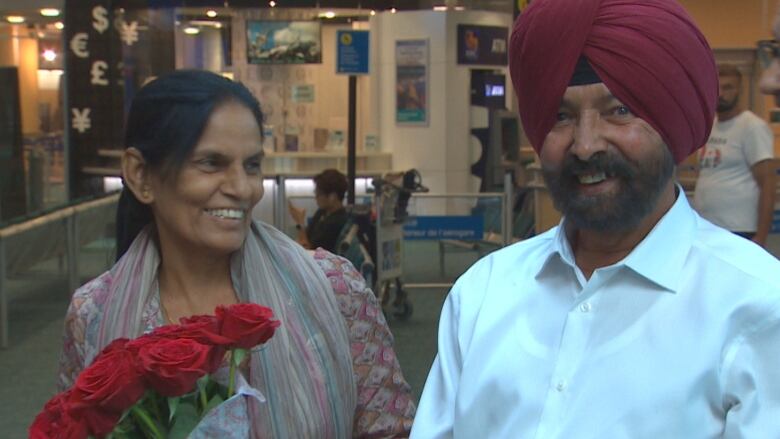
[621,187,695,293]
[535,185,696,293]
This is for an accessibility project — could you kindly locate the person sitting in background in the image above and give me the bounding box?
[411,0,780,437]
[58,70,415,437]
[694,64,776,246]
[288,168,349,252]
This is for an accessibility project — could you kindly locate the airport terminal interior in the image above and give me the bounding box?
[1,0,780,436]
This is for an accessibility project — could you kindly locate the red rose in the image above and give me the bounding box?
[135,337,222,397]
[157,315,235,346]
[216,303,281,350]
[29,391,89,439]
[68,338,145,436]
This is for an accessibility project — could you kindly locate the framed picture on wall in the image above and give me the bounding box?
[246,20,322,64]
[395,39,429,125]
[456,24,508,66]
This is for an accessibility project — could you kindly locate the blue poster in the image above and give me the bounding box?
[337,30,370,75]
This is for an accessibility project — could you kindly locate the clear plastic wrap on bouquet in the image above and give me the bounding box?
[189,368,266,439]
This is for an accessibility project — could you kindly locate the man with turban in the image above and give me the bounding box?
[411,0,780,437]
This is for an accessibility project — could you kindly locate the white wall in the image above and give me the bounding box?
[372,10,513,198]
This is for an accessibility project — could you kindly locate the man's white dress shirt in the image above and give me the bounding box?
[411,192,780,438]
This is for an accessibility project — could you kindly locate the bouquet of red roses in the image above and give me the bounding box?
[30,303,280,439]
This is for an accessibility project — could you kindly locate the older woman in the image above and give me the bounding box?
[57,70,415,437]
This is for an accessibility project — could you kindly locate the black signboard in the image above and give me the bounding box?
[457,24,509,66]
[64,1,174,198]
[64,0,124,197]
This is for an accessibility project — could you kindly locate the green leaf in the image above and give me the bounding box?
[203,394,225,416]
[169,402,200,439]
[167,397,180,422]
[232,348,248,367]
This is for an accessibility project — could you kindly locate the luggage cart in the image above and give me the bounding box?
[371,170,428,320]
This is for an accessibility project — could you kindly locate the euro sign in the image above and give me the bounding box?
[70,33,89,59]
[92,6,109,34]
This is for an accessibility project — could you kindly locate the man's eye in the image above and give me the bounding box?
[556,112,571,122]
[612,105,632,117]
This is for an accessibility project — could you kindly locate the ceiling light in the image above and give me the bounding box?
[454,6,466,10]
[6,16,25,24]
[42,49,57,62]
[54,22,64,30]
[40,8,60,17]
[269,1,276,6]
[318,11,336,19]
[370,10,376,16]
[183,27,200,35]
[391,8,397,13]
[206,10,217,18]
[433,6,447,11]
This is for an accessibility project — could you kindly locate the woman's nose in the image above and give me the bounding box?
[222,166,252,199]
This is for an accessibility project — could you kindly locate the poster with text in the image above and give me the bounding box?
[395,39,428,125]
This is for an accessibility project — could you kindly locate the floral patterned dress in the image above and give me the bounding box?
[58,249,416,438]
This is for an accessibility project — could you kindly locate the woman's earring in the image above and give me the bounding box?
[142,188,150,199]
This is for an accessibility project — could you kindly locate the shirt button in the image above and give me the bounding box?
[556,380,567,392]
[579,302,592,313]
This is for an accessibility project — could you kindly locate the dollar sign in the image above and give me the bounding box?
[92,6,109,34]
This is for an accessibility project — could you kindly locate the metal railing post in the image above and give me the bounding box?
[0,238,7,348]
[275,175,287,230]
[66,214,80,294]
[503,172,513,245]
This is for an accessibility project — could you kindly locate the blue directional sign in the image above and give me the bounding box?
[403,216,485,241]
[337,30,370,75]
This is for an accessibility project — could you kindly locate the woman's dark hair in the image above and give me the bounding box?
[313,169,349,202]
[116,69,264,261]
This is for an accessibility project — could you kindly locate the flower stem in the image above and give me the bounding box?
[228,359,236,398]
[131,405,164,439]
[200,383,209,411]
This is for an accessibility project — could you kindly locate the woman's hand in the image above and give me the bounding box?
[287,201,306,227]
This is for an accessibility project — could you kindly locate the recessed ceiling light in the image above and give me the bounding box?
[206,10,217,18]
[183,27,200,35]
[269,1,276,7]
[433,6,448,11]
[370,10,376,16]
[318,11,336,19]
[40,8,60,17]
[54,22,64,30]
[6,16,25,24]
[391,8,397,14]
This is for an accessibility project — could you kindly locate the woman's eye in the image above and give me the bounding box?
[245,161,262,173]
[195,157,221,170]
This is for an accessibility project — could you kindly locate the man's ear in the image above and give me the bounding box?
[121,147,154,204]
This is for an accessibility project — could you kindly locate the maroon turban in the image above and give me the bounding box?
[508,0,718,163]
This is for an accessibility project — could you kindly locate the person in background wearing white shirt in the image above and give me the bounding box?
[694,64,776,246]
[411,0,780,437]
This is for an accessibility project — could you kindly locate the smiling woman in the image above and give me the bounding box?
[56,70,416,437]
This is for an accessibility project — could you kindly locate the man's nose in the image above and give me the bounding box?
[759,59,780,98]
[571,112,607,161]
